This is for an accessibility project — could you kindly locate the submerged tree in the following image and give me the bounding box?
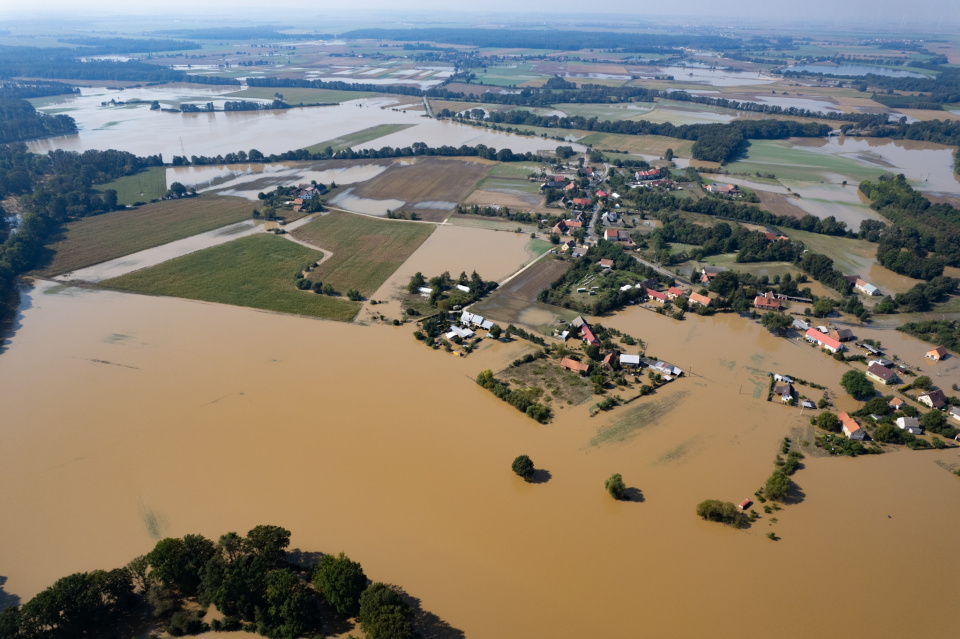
[605,473,626,500]
[512,455,535,480]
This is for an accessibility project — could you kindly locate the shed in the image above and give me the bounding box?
[738,499,752,510]
[456,284,471,293]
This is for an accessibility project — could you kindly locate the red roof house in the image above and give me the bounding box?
[646,288,667,303]
[805,328,843,353]
[560,357,590,374]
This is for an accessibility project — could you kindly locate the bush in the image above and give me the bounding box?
[695,499,743,527]
[512,455,535,479]
[764,469,791,501]
[605,473,626,499]
[346,288,362,301]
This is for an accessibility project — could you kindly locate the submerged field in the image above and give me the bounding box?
[101,233,361,321]
[292,212,435,296]
[36,196,254,276]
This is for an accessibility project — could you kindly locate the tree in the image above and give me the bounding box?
[760,311,792,335]
[512,455,535,479]
[347,289,362,301]
[168,181,187,198]
[488,324,502,340]
[264,568,321,638]
[840,370,875,400]
[921,409,945,433]
[605,473,626,500]
[313,553,367,618]
[146,535,216,597]
[765,469,791,501]
[696,499,743,527]
[358,583,414,639]
[913,376,932,390]
[817,411,840,432]
[812,298,833,318]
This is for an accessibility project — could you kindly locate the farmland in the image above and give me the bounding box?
[292,212,435,296]
[302,123,417,154]
[224,87,377,104]
[471,256,575,330]
[94,166,168,205]
[100,234,362,321]
[36,196,254,276]
[577,132,694,158]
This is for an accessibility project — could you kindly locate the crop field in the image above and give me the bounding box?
[348,157,492,221]
[37,196,254,276]
[726,140,888,183]
[302,124,417,154]
[471,257,573,329]
[486,162,545,178]
[756,191,807,219]
[576,132,694,158]
[428,100,481,114]
[555,102,657,121]
[292,212,435,296]
[224,87,376,104]
[101,234,362,321]
[476,176,543,196]
[472,64,549,87]
[95,166,168,205]
[447,215,539,233]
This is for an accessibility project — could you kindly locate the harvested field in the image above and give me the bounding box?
[100,234,362,321]
[347,157,492,222]
[292,212,434,295]
[756,190,807,219]
[499,257,571,300]
[428,99,480,113]
[471,257,574,330]
[462,187,557,216]
[36,196,254,277]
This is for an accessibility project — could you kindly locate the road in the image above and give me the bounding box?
[422,96,434,118]
[633,255,693,287]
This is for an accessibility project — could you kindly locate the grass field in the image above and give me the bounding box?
[101,234,362,321]
[224,87,376,104]
[554,103,655,121]
[726,140,887,183]
[486,163,545,178]
[292,212,435,295]
[476,176,543,196]
[302,124,417,154]
[37,196,255,276]
[95,166,168,205]
[577,132,694,158]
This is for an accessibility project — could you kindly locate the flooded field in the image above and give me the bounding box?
[26,86,580,160]
[2,284,958,637]
[788,63,926,78]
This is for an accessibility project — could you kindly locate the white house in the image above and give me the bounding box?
[895,416,923,435]
[949,406,960,423]
[855,278,880,296]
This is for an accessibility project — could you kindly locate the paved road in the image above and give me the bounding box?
[634,255,693,287]
[422,96,434,118]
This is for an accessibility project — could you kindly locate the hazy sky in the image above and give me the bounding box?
[2,0,959,28]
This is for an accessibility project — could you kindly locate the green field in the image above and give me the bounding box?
[486,163,545,178]
[473,64,548,87]
[302,124,416,154]
[37,196,255,276]
[95,166,168,205]
[224,87,376,104]
[554,102,655,121]
[577,132,694,158]
[726,140,888,183]
[528,238,554,256]
[476,176,543,195]
[292,212,435,296]
[101,234,361,321]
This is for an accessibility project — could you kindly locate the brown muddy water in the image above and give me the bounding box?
[1,283,958,638]
[26,87,578,160]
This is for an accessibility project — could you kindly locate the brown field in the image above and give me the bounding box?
[349,157,493,222]
[756,191,807,219]
[499,257,571,300]
[428,100,481,113]
[472,257,575,330]
[462,189,557,215]
[36,196,253,276]
[894,108,960,122]
[577,132,695,158]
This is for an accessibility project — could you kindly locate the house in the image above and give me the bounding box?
[888,397,904,411]
[601,352,618,370]
[926,346,948,361]
[950,406,960,423]
[700,266,724,284]
[773,374,793,383]
[866,363,897,385]
[918,389,947,410]
[828,328,855,342]
[596,190,608,198]
[867,359,893,368]
[804,328,843,354]
[839,412,866,440]
[599,259,614,269]
[754,295,781,310]
[572,198,591,208]
[564,182,576,191]
[646,288,667,304]
[667,286,686,300]
[896,416,923,435]
[774,383,794,403]
[620,354,641,368]
[844,274,861,285]
[552,219,583,235]
[560,357,590,375]
[601,211,621,226]
[705,183,738,195]
[688,292,712,307]
[603,229,623,241]
[855,278,880,296]
[635,168,660,181]
[445,325,475,340]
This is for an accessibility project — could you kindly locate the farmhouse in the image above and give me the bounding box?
[667,286,686,300]
[888,397,904,411]
[896,417,923,435]
[866,363,897,385]
[646,288,667,303]
[700,266,724,284]
[620,353,641,368]
[804,328,843,353]
[705,183,738,195]
[754,295,781,310]
[560,357,590,375]
[839,412,865,440]
[774,383,794,403]
[828,328,855,342]
[918,389,947,410]
[925,346,948,361]
[855,278,880,296]
[688,292,712,307]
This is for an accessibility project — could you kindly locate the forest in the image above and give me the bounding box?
[0,98,77,144]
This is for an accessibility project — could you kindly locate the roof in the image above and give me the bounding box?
[620,354,641,365]
[689,292,711,306]
[646,288,667,301]
[572,198,591,206]
[774,383,793,396]
[599,259,614,268]
[581,325,599,345]
[604,229,619,239]
[739,499,752,510]
[702,266,725,274]
[830,328,855,340]
[456,284,471,293]
[560,357,590,373]
[927,346,948,358]
[668,286,685,297]
[889,397,904,408]
[838,412,862,435]
[867,363,895,382]
[805,328,842,351]
[754,295,781,309]
[919,389,947,408]
[897,416,920,428]
[707,183,737,193]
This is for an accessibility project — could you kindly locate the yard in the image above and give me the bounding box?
[100,234,362,321]
[292,212,435,296]
[36,195,254,276]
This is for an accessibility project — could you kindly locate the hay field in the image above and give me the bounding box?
[292,212,435,295]
[37,196,254,276]
[101,234,362,321]
[348,157,492,221]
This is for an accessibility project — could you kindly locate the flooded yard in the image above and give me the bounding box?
[0,283,958,637]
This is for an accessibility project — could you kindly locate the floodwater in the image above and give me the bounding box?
[330,188,405,216]
[26,86,581,160]
[167,162,394,199]
[789,64,926,78]
[2,282,959,638]
[655,66,778,86]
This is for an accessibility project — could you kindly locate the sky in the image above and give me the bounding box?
[2,0,959,29]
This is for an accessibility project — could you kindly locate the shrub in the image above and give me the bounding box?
[605,473,626,499]
[696,499,743,527]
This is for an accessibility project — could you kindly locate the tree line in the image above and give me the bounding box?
[0,98,77,144]
[0,525,422,639]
